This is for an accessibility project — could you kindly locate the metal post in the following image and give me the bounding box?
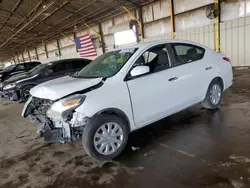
[56,39,61,56]
[98,23,105,53]
[35,47,39,60]
[44,44,49,59]
[214,0,220,52]
[73,32,77,52]
[122,6,143,41]
[169,0,176,39]
[138,7,145,39]
[17,54,20,63]
[28,50,31,62]
[13,56,16,64]
[22,53,25,62]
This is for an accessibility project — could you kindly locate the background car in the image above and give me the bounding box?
[2,58,91,101]
[0,61,41,83]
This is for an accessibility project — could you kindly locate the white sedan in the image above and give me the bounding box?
[22,39,233,160]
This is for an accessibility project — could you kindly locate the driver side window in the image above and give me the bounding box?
[132,44,171,74]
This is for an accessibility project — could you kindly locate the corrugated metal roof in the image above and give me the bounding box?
[0,0,154,60]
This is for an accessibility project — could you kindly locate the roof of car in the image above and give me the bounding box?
[17,61,41,65]
[115,39,208,50]
[45,58,91,65]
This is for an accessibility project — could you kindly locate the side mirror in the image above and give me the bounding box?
[130,66,150,77]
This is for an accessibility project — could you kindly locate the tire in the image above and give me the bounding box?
[202,79,223,109]
[82,114,129,161]
[20,85,34,101]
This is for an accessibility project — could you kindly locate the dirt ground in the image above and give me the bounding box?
[1,69,250,188]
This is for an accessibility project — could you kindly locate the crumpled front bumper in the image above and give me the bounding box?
[22,97,88,142]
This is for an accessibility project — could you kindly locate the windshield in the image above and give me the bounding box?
[73,48,138,78]
[27,64,48,75]
[3,65,16,72]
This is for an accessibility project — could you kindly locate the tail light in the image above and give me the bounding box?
[223,57,231,63]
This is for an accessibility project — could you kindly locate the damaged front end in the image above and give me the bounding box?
[22,95,88,142]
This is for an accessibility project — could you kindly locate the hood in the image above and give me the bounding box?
[4,73,33,84]
[30,76,103,100]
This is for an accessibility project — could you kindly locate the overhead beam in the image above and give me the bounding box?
[4,1,136,56]
[15,8,125,51]
[0,6,25,19]
[26,0,69,32]
[7,5,116,51]
[0,0,56,49]
[3,0,92,51]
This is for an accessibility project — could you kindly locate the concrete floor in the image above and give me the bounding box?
[0,69,250,188]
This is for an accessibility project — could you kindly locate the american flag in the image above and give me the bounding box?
[74,34,97,57]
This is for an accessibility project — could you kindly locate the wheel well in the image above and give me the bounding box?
[20,84,36,91]
[214,77,224,90]
[97,108,131,132]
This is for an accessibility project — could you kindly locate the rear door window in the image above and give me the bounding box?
[14,64,25,71]
[25,63,37,70]
[64,61,73,70]
[170,43,205,65]
[51,62,66,72]
[72,59,91,69]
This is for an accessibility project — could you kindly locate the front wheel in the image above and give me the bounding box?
[20,85,34,101]
[202,79,223,109]
[82,114,129,160]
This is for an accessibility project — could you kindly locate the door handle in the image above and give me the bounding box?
[168,77,178,81]
[205,66,212,70]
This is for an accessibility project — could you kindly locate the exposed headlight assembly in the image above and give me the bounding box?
[47,94,86,120]
[3,82,17,90]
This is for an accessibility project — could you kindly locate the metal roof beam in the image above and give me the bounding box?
[0,0,58,49]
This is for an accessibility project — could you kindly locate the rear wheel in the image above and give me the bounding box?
[202,79,223,109]
[20,85,34,101]
[82,114,129,160]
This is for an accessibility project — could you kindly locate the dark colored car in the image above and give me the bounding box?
[0,61,41,83]
[1,58,91,101]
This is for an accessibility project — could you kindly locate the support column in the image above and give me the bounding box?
[138,7,145,39]
[22,53,25,62]
[56,39,61,57]
[13,56,16,64]
[214,0,220,52]
[73,32,77,52]
[17,55,20,63]
[28,50,31,62]
[169,0,176,39]
[35,47,39,60]
[44,44,49,59]
[98,23,105,53]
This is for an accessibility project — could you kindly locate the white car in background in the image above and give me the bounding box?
[22,40,233,160]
